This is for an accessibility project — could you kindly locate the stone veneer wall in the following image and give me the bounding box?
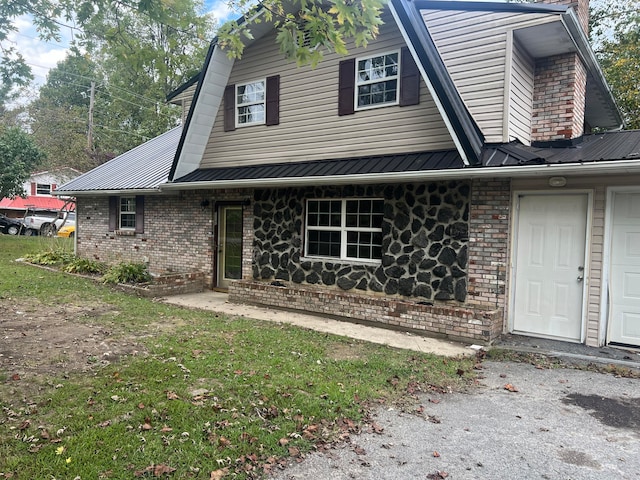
[253,182,470,302]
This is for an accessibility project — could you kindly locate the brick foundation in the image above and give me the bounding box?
[120,271,205,297]
[229,280,503,343]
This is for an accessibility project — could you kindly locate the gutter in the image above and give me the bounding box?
[160,158,640,191]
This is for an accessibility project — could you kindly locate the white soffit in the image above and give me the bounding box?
[172,47,234,180]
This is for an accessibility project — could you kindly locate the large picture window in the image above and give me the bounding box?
[305,199,384,261]
[355,51,399,109]
[236,80,265,126]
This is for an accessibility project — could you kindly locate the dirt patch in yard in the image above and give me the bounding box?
[0,300,157,391]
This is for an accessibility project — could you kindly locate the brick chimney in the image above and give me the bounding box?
[531,0,589,141]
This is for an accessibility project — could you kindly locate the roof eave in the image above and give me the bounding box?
[162,158,640,191]
[561,10,625,129]
[53,188,164,197]
[390,0,484,166]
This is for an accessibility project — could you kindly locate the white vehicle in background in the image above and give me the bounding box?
[22,209,76,236]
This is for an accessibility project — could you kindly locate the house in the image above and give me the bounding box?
[0,167,79,218]
[55,0,640,350]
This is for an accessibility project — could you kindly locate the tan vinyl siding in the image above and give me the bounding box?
[169,84,198,124]
[200,19,454,170]
[509,40,534,144]
[422,9,557,143]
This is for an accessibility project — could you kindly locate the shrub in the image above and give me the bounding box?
[101,262,151,284]
[63,258,106,275]
[23,250,74,266]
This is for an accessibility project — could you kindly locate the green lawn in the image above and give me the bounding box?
[0,236,476,479]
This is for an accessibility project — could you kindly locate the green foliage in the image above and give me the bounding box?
[591,0,640,128]
[23,249,75,266]
[0,126,46,198]
[101,261,152,284]
[63,257,107,275]
[217,0,385,67]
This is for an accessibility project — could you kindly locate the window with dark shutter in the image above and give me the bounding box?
[223,84,236,132]
[399,47,420,106]
[108,196,117,231]
[265,75,280,126]
[338,58,356,116]
[135,195,144,234]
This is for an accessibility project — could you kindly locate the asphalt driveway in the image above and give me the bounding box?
[271,361,640,479]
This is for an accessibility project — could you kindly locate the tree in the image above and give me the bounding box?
[0,127,46,199]
[2,0,387,110]
[591,0,640,128]
[75,0,214,155]
[217,0,386,67]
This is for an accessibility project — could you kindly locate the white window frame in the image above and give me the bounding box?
[354,50,400,111]
[304,198,384,263]
[236,79,266,127]
[119,196,136,230]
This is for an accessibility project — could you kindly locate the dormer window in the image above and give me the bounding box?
[224,76,280,132]
[339,47,420,116]
[355,51,399,109]
[236,80,266,126]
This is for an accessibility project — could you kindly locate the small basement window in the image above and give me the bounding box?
[305,199,384,261]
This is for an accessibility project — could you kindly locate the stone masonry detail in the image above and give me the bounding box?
[252,181,470,302]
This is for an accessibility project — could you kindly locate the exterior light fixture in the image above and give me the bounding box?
[548,176,567,187]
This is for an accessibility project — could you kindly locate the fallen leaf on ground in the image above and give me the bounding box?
[353,446,366,455]
[209,467,229,479]
[504,383,519,392]
[10,373,20,381]
[433,451,440,457]
[427,471,448,479]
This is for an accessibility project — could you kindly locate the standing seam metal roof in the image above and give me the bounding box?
[55,126,182,193]
[173,150,465,183]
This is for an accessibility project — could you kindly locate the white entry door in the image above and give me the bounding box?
[609,192,640,347]
[512,194,588,341]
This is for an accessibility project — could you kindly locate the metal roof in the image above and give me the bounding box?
[174,150,464,183]
[483,130,640,167]
[55,126,182,194]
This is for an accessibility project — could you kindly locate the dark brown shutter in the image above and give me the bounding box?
[51,184,57,192]
[265,75,280,126]
[30,182,36,195]
[108,196,117,231]
[135,195,144,234]
[338,58,356,116]
[399,47,420,106]
[223,84,236,132]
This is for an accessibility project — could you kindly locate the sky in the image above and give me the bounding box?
[7,0,236,103]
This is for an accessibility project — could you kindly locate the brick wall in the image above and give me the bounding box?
[467,179,511,324]
[76,189,253,287]
[229,280,503,343]
[532,53,587,141]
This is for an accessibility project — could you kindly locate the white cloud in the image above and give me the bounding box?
[8,14,73,88]
[205,0,241,24]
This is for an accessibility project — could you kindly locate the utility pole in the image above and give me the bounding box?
[88,81,95,151]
